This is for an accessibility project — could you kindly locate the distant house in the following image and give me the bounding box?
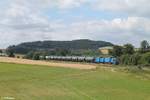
[99,46,113,55]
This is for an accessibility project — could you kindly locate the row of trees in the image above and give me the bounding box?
[111,40,150,66]
[5,39,150,67]
[111,44,135,57]
[24,49,101,60]
[25,49,71,60]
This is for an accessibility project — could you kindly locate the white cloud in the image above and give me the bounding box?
[93,0,150,17]
[28,0,86,9]
[0,0,150,48]
[56,0,86,9]
[61,17,150,46]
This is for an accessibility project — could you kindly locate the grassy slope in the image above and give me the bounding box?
[0,63,150,100]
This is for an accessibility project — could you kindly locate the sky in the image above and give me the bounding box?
[0,0,150,48]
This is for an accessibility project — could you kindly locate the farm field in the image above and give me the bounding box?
[0,57,96,70]
[0,63,150,100]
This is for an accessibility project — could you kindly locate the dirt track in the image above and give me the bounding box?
[0,57,96,69]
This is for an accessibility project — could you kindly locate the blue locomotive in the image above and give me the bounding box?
[41,56,117,64]
[94,57,117,64]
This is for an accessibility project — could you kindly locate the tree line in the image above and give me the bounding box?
[111,40,150,66]
[5,40,150,67]
[6,39,113,54]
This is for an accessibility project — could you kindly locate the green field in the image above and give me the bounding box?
[0,63,150,100]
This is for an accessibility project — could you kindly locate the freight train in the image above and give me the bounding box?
[41,56,118,64]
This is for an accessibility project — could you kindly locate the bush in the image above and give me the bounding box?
[32,52,40,60]
[119,53,141,66]
[120,54,130,65]
[130,53,141,65]
[25,51,40,60]
[139,52,150,66]
[25,51,34,59]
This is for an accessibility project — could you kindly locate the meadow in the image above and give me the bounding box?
[0,62,150,100]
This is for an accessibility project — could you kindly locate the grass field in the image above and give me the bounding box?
[0,63,150,100]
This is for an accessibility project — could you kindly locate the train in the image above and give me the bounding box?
[40,56,118,64]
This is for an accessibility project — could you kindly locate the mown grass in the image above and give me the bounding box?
[0,63,150,100]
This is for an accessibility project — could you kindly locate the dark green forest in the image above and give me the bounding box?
[7,39,113,54]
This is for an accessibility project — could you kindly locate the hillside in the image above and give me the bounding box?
[8,39,113,54]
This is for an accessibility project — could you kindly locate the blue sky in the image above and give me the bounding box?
[0,0,150,48]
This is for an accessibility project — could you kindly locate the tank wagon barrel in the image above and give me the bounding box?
[43,56,117,64]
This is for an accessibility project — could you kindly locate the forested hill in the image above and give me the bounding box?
[8,39,113,54]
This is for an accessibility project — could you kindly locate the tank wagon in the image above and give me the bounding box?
[42,56,117,64]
